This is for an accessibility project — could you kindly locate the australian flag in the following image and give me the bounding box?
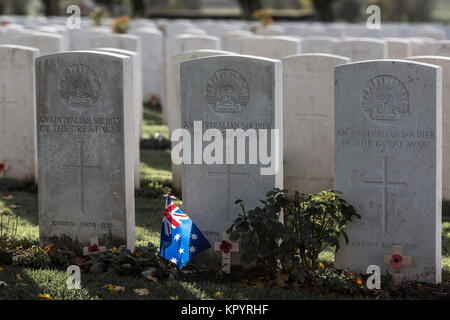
[159,193,211,269]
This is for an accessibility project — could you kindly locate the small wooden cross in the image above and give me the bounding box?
[214,233,239,274]
[83,237,107,256]
[384,244,413,285]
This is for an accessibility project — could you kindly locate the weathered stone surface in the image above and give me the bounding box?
[282,53,350,194]
[168,49,233,192]
[406,56,450,200]
[130,27,164,105]
[36,51,135,251]
[180,55,283,264]
[301,36,338,54]
[0,45,39,182]
[334,38,387,62]
[96,47,141,190]
[334,60,442,283]
[163,34,220,124]
[3,31,63,55]
[383,38,412,58]
[225,35,300,59]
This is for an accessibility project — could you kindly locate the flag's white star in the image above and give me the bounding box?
[179,248,184,254]
[174,233,181,241]
[191,233,198,240]
[170,257,177,264]
[189,246,196,253]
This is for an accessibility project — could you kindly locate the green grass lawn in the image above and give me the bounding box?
[0,106,449,300]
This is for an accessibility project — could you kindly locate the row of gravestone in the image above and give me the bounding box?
[19,48,439,284]
[3,19,450,110]
[4,15,450,39]
[0,18,446,283]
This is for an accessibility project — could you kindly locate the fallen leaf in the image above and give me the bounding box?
[170,296,179,300]
[0,281,8,287]
[2,195,13,200]
[145,275,158,282]
[213,291,224,298]
[37,293,51,300]
[103,284,125,293]
[134,288,149,296]
[8,204,20,209]
[246,281,264,289]
[274,272,289,288]
[16,274,23,281]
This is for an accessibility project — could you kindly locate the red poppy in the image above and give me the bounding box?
[219,240,232,254]
[390,254,403,269]
[149,94,159,106]
[0,163,5,172]
[88,244,99,253]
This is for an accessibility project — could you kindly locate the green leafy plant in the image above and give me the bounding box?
[80,243,176,280]
[228,188,360,281]
[12,245,51,268]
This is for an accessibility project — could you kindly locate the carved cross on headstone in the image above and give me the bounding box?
[0,84,18,132]
[384,244,412,285]
[63,140,101,214]
[295,98,326,120]
[83,237,107,256]
[208,165,249,223]
[214,232,239,274]
[362,156,407,234]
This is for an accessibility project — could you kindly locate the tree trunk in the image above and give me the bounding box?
[237,0,263,20]
[42,0,59,16]
[313,0,335,22]
[132,0,145,18]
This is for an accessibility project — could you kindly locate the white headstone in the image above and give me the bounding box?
[334,60,442,283]
[180,55,283,264]
[130,27,164,105]
[226,35,300,59]
[69,27,111,51]
[36,51,135,251]
[0,45,39,182]
[3,31,63,55]
[406,56,450,201]
[334,38,387,62]
[168,49,234,192]
[282,53,350,194]
[163,34,220,123]
[383,38,412,59]
[301,36,338,54]
[96,47,141,190]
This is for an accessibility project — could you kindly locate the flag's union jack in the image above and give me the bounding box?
[163,196,189,236]
[160,193,211,269]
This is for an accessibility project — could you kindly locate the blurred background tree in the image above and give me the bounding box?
[336,0,361,22]
[41,0,59,15]
[368,0,435,22]
[312,0,336,21]
[0,0,446,23]
[237,0,263,19]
